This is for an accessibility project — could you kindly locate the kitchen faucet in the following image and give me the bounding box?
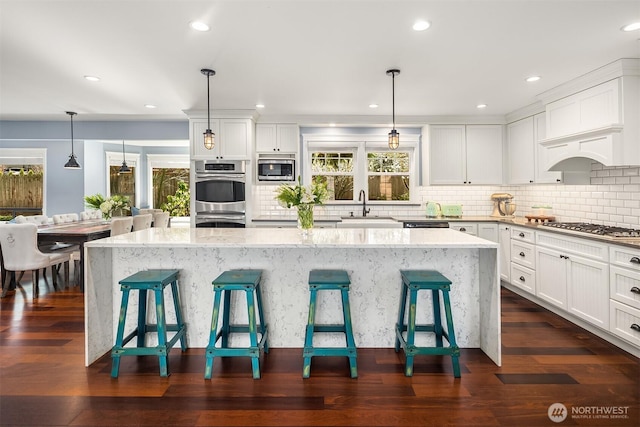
[358,190,370,217]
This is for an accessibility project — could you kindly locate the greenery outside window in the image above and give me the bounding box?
[106,150,140,206]
[367,151,410,201]
[310,151,355,201]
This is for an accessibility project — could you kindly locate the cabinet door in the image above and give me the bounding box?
[536,246,567,309]
[498,225,511,281]
[478,223,498,242]
[256,124,277,153]
[465,125,503,185]
[220,119,251,159]
[191,119,221,159]
[277,124,300,153]
[534,113,563,183]
[567,253,609,329]
[507,117,535,184]
[429,125,466,184]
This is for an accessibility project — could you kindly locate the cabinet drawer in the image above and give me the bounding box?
[536,231,608,262]
[450,223,477,235]
[610,246,640,272]
[510,263,535,295]
[511,240,535,269]
[610,265,640,310]
[609,300,640,347]
[511,226,535,243]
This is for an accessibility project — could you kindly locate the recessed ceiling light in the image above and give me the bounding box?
[329,123,336,127]
[144,104,157,109]
[190,21,210,32]
[412,20,431,31]
[621,22,640,32]
[84,75,100,82]
[255,104,265,109]
[477,104,487,109]
[526,75,541,83]
[369,104,379,109]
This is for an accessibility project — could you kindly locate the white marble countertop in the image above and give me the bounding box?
[85,227,498,249]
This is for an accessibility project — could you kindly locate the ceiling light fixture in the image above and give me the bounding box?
[412,20,431,31]
[119,140,131,174]
[190,21,210,32]
[201,68,216,150]
[84,75,100,82]
[255,104,265,109]
[144,104,157,109]
[477,104,487,109]
[621,22,640,32]
[63,111,81,169]
[526,75,541,83]
[369,103,379,109]
[386,69,400,150]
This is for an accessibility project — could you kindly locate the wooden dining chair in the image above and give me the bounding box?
[132,214,153,231]
[110,217,133,236]
[0,223,70,298]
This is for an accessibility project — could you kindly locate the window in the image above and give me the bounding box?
[0,149,46,219]
[366,151,410,201]
[147,154,190,210]
[106,151,140,206]
[310,151,354,201]
[303,134,417,204]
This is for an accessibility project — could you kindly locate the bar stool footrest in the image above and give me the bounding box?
[303,347,357,358]
[312,324,348,333]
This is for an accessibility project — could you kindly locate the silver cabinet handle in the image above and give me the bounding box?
[630,257,640,265]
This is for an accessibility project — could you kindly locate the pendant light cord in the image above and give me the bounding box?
[70,113,75,154]
[207,73,211,129]
[392,72,396,130]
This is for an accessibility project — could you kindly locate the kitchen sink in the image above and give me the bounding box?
[337,216,402,228]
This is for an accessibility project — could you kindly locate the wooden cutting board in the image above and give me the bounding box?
[525,215,555,223]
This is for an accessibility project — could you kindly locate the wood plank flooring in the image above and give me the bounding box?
[0,275,638,426]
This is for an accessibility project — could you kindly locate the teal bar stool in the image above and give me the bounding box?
[395,270,461,378]
[204,269,269,380]
[302,269,357,378]
[111,269,187,378]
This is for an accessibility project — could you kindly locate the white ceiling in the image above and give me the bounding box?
[1,0,639,125]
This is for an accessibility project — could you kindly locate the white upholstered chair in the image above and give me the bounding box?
[0,223,70,298]
[52,213,79,224]
[80,210,102,221]
[110,217,133,236]
[152,211,170,228]
[132,214,153,231]
[14,215,49,225]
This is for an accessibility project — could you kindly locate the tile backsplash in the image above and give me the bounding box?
[253,164,640,229]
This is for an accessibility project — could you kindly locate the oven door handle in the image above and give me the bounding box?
[196,173,245,181]
[196,214,245,222]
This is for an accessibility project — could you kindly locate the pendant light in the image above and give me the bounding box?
[201,68,216,150]
[63,111,81,169]
[118,140,131,174]
[386,69,400,150]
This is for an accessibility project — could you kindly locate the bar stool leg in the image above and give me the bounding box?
[302,287,318,378]
[404,287,418,377]
[395,280,409,352]
[245,287,261,379]
[221,289,231,348]
[136,289,148,348]
[432,289,443,347]
[170,281,187,351]
[341,287,358,378]
[255,282,269,353]
[204,288,223,379]
[154,288,169,377]
[111,288,131,378]
[442,289,461,378]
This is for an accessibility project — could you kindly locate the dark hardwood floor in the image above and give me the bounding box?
[0,274,638,426]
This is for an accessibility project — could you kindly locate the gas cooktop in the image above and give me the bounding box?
[541,222,640,238]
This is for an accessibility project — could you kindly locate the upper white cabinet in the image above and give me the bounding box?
[428,124,502,185]
[256,124,299,154]
[190,118,253,160]
[508,114,563,184]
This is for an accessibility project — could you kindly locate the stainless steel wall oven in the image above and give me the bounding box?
[194,160,246,228]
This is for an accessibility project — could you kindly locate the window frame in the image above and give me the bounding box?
[146,154,189,209]
[0,148,47,215]
[302,134,418,204]
[105,150,140,206]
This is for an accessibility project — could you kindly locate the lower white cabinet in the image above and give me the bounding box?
[478,223,498,242]
[609,245,640,346]
[610,300,640,347]
[510,262,535,295]
[536,246,567,308]
[498,225,511,282]
[450,222,477,235]
[566,253,609,329]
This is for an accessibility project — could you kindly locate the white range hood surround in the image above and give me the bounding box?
[537,59,640,171]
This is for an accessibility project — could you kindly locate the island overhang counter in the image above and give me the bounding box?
[84,227,501,367]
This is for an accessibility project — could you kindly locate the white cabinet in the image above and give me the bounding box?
[609,245,640,346]
[190,118,253,160]
[508,115,563,184]
[256,124,299,153]
[450,222,477,236]
[478,223,498,243]
[509,226,536,295]
[498,224,511,282]
[429,125,502,185]
[536,231,609,328]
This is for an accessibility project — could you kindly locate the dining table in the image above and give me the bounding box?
[37,220,112,289]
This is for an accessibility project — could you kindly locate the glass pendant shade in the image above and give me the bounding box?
[203,128,215,150]
[201,68,216,150]
[64,111,81,169]
[388,129,400,149]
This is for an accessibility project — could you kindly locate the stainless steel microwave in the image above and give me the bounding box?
[257,158,295,181]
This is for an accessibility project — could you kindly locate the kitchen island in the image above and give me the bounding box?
[84,227,500,367]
